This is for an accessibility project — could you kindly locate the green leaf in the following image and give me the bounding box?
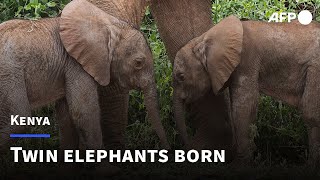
[46,2,56,7]
[30,0,39,4]
[24,4,32,10]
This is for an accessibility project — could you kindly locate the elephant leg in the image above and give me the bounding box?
[55,97,79,164]
[66,92,102,149]
[98,83,129,150]
[65,69,102,150]
[56,97,79,149]
[64,77,120,175]
[230,79,259,163]
[305,126,320,168]
[301,69,320,168]
[189,92,235,161]
[150,0,213,61]
[0,78,30,152]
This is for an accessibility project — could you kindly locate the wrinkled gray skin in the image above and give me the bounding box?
[173,16,320,167]
[78,0,233,154]
[151,0,234,157]
[86,0,150,151]
[0,19,104,151]
[0,1,169,154]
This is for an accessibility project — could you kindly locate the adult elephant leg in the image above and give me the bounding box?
[301,70,320,168]
[151,0,234,160]
[98,83,129,150]
[150,0,213,61]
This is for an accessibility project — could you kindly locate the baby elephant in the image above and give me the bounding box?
[0,0,169,153]
[173,15,320,167]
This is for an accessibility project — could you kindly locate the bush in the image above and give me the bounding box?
[0,0,68,22]
[212,0,320,23]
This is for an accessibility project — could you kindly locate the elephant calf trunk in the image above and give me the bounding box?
[173,91,190,147]
[143,86,170,149]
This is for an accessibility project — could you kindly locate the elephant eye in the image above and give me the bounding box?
[133,58,145,70]
[177,73,185,82]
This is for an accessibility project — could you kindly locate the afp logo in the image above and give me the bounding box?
[268,10,313,25]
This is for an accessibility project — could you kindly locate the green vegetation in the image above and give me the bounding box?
[212,0,320,22]
[0,0,68,21]
[0,0,320,175]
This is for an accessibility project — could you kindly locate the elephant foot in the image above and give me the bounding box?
[229,160,247,169]
[306,158,320,171]
[94,161,121,177]
[299,161,320,177]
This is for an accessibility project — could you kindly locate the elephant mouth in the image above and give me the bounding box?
[116,76,136,92]
[185,97,193,105]
[185,86,211,105]
[173,90,190,146]
[180,98,187,106]
[182,92,194,105]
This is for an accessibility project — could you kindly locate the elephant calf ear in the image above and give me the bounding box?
[194,15,243,94]
[59,0,118,86]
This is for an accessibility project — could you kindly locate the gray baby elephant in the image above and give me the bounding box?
[173,15,320,167]
[0,0,169,154]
